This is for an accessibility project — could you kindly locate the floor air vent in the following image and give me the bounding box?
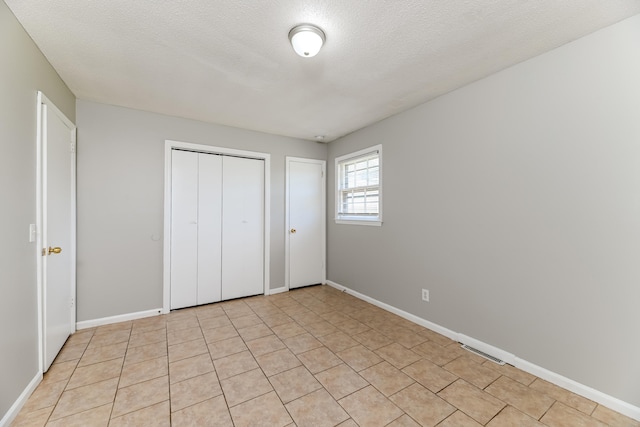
[461,344,505,365]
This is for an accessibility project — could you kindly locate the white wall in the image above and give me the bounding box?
[327,14,640,408]
[75,100,326,321]
[0,1,75,420]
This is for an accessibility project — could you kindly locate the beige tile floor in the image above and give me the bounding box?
[12,285,639,427]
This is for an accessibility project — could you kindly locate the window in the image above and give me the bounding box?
[335,145,382,226]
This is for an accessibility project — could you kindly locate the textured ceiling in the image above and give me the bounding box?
[6,1,640,142]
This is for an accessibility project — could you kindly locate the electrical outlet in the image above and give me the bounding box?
[421,289,429,302]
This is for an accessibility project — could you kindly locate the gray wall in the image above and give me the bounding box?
[0,2,75,419]
[76,100,326,321]
[327,14,640,407]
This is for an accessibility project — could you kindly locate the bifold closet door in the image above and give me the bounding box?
[170,150,199,309]
[170,150,222,309]
[196,153,223,305]
[221,156,265,300]
[171,150,264,308]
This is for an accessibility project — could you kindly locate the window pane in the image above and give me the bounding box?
[369,167,379,185]
[341,158,379,190]
[340,187,379,215]
[355,170,368,187]
[345,170,355,188]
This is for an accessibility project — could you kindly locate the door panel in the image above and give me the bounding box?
[170,150,199,309]
[42,101,75,371]
[288,159,325,289]
[197,153,223,305]
[222,156,264,300]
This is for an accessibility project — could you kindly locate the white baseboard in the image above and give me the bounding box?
[515,358,640,422]
[0,371,42,427]
[266,286,288,296]
[76,308,163,330]
[326,280,459,342]
[325,280,640,422]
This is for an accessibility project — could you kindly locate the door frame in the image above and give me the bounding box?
[36,91,77,372]
[285,157,326,291]
[162,140,271,313]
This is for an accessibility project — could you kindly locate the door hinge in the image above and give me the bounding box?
[321,170,324,178]
[70,142,75,153]
[70,298,75,308]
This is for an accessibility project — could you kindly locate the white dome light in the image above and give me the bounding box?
[289,24,325,58]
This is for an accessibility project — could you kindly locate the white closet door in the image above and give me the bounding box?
[170,150,199,309]
[197,153,223,305]
[222,156,264,300]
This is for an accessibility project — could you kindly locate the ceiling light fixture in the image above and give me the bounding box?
[289,24,325,58]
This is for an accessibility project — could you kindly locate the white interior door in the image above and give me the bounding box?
[170,150,199,309]
[222,156,265,300]
[197,153,223,305]
[39,93,76,372]
[287,158,326,289]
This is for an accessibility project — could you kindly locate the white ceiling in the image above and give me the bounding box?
[7,1,640,142]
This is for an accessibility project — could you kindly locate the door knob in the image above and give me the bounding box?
[290,229,296,234]
[48,246,62,255]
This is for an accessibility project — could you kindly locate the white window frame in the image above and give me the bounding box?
[335,144,382,226]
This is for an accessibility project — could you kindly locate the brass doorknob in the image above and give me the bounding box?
[290,229,296,234]
[48,246,62,255]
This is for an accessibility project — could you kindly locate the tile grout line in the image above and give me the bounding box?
[207,308,236,424]
[103,327,127,424]
[43,327,95,424]
[163,317,171,423]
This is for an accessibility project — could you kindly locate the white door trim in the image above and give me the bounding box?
[163,140,271,313]
[285,157,326,291]
[36,91,77,373]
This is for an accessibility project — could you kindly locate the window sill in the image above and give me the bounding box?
[335,218,382,227]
